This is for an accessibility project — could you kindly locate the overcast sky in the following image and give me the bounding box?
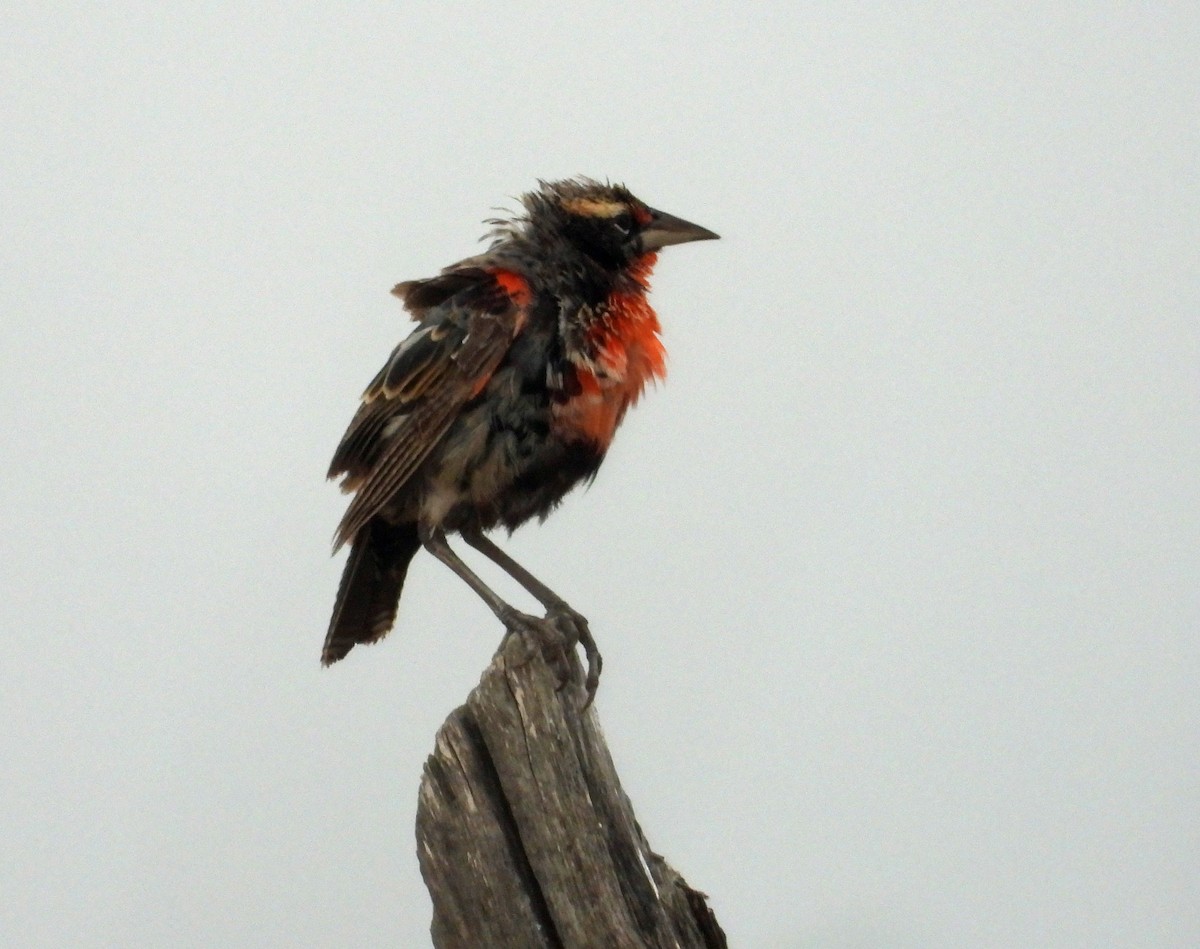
[3,4,1198,947]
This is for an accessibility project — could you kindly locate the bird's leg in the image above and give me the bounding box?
[418,526,571,681]
[459,525,601,706]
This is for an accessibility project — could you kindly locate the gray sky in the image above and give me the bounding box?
[4,4,1198,947]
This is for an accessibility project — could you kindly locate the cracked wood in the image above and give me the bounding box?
[417,636,726,949]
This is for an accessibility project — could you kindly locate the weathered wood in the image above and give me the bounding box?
[417,636,726,949]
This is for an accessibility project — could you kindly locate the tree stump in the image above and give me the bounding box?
[417,635,726,949]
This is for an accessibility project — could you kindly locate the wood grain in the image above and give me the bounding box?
[417,636,726,949]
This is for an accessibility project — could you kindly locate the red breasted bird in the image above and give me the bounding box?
[324,178,718,702]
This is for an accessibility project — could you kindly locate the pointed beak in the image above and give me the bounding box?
[639,207,720,252]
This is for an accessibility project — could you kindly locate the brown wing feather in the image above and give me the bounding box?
[328,326,451,483]
[392,266,490,316]
[330,272,525,549]
[332,385,464,548]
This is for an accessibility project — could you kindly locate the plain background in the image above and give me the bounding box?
[3,4,1197,947]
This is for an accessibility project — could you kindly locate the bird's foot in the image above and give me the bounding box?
[545,601,602,709]
[499,608,574,691]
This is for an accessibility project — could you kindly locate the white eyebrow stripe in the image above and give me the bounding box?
[561,197,626,218]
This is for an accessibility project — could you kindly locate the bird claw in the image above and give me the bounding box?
[545,603,602,709]
[499,604,602,708]
[500,609,573,690]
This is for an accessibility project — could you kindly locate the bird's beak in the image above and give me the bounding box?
[640,208,720,251]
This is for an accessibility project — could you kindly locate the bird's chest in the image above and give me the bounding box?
[550,291,666,448]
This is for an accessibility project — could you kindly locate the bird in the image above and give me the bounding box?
[323,178,718,703]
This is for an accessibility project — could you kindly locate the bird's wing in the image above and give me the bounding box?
[329,267,532,549]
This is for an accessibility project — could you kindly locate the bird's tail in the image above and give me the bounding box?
[322,519,421,665]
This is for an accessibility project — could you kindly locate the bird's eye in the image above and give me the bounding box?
[612,212,635,238]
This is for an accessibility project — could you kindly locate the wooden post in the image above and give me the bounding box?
[417,635,727,949]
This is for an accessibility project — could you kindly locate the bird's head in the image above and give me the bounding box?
[512,178,719,273]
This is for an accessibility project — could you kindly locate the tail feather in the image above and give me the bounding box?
[323,519,421,665]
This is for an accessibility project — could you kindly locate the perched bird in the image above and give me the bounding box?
[323,178,718,702]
